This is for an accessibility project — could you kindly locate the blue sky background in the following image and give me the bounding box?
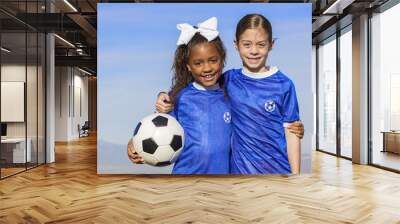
[97,3,312,174]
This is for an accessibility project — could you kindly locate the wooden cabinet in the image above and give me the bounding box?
[382,131,400,154]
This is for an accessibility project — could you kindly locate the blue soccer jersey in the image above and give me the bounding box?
[224,68,300,174]
[171,82,231,174]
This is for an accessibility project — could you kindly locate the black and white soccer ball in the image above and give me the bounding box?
[132,113,184,166]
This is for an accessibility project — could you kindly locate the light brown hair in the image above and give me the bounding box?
[235,14,273,45]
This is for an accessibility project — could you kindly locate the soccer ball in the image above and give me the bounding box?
[132,113,184,166]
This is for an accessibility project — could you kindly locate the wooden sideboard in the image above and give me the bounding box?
[381,131,400,154]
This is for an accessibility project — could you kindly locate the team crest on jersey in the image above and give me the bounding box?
[223,112,231,123]
[264,100,276,112]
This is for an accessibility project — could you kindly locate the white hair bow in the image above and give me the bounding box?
[176,17,219,45]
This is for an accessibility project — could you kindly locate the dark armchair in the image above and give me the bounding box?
[79,121,90,138]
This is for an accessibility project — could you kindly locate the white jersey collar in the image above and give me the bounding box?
[242,66,278,79]
[192,82,220,91]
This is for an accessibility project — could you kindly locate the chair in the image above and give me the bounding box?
[79,121,90,138]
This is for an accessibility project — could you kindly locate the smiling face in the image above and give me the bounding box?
[235,27,272,73]
[186,42,223,87]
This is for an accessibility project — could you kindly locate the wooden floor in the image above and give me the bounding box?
[1,167,26,178]
[1,135,400,223]
[1,163,45,178]
[372,150,400,171]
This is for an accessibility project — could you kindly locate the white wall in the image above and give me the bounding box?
[1,82,25,122]
[1,63,46,164]
[1,65,26,140]
[72,72,89,137]
[55,66,69,141]
[55,67,89,141]
[1,65,25,125]
[1,65,39,138]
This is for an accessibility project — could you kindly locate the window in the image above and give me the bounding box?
[339,27,352,158]
[0,1,46,179]
[370,2,400,171]
[317,35,337,155]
